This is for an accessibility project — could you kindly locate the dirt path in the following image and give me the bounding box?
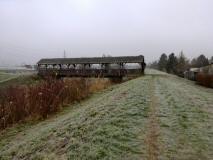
[145,77,160,160]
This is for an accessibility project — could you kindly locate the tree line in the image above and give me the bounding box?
[149,52,213,77]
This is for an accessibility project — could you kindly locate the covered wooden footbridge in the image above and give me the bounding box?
[37,55,146,78]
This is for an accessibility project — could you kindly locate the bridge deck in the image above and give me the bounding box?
[38,69,143,77]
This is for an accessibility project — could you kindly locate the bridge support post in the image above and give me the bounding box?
[140,63,145,75]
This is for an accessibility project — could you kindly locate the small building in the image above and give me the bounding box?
[200,63,213,75]
[197,64,213,88]
[184,68,200,81]
[184,64,213,88]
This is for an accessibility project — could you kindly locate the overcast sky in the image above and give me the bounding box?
[0,0,212,65]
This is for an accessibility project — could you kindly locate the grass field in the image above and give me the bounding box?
[0,72,17,82]
[0,69,212,159]
[0,74,41,89]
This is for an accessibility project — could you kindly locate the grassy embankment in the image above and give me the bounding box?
[0,69,212,160]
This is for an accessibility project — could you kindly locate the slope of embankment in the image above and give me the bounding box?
[0,70,212,160]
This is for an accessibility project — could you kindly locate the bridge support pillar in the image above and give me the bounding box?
[140,63,145,75]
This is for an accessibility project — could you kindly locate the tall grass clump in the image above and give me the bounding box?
[196,73,213,88]
[88,78,112,92]
[0,77,111,130]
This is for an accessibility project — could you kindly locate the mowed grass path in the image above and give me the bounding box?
[0,70,213,160]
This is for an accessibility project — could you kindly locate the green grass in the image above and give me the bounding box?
[0,69,212,160]
[0,72,17,82]
[0,74,41,88]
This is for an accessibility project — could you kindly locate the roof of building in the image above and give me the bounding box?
[189,68,200,72]
[37,55,145,65]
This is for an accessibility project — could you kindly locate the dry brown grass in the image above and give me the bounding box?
[0,77,112,130]
[88,78,112,93]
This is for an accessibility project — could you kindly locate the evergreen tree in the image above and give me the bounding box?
[191,54,209,67]
[176,51,189,75]
[158,53,168,71]
[210,56,213,64]
[166,53,178,74]
[191,58,197,67]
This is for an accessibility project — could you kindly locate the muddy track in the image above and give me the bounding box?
[145,77,160,160]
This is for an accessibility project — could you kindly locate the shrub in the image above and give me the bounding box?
[196,73,213,88]
[0,77,109,130]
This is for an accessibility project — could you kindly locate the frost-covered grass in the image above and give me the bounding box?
[155,75,213,160]
[0,69,212,160]
[0,76,153,160]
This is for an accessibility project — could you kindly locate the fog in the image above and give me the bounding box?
[0,0,212,65]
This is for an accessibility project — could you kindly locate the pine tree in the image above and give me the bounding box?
[210,56,213,64]
[191,55,209,68]
[158,53,168,71]
[176,51,189,75]
[166,53,178,74]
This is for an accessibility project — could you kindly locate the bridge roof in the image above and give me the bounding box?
[37,55,145,65]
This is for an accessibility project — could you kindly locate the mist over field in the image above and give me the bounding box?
[0,0,213,65]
